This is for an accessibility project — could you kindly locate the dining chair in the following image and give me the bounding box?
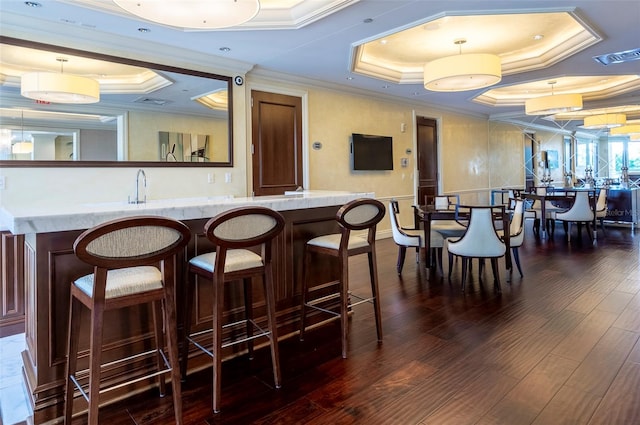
[595,188,608,235]
[181,206,285,413]
[64,216,191,425]
[498,199,525,277]
[525,186,564,236]
[389,200,444,274]
[299,198,386,359]
[551,190,596,242]
[446,205,507,292]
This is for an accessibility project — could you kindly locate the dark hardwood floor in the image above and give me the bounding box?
[75,223,640,424]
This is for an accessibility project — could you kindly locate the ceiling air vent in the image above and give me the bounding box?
[134,97,172,106]
[593,48,640,65]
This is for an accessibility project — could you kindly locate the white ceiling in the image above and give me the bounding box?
[1,0,639,133]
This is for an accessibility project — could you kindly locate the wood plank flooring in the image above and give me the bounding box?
[72,224,640,424]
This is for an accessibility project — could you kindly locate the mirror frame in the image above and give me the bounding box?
[0,36,234,168]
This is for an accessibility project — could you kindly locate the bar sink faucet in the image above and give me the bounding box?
[129,169,147,204]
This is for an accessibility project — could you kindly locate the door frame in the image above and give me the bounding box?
[246,82,309,194]
[412,111,443,205]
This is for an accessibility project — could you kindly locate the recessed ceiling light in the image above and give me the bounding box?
[533,34,544,40]
[363,18,373,23]
[382,85,390,89]
[138,27,150,33]
[346,76,354,80]
[219,47,231,52]
[24,1,42,7]
[380,39,388,45]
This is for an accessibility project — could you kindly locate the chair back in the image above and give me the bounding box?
[74,215,191,269]
[389,200,421,248]
[596,188,607,212]
[509,200,525,247]
[337,198,386,245]
[555,191,595,222]
[205,206,285,249]
[447,206,506,258]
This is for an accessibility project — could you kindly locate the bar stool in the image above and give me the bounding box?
[299,198,386,358]
[180,206,285,413]
[64,216,191,425]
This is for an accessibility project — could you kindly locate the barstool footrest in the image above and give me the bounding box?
[186,318,274,358]
[69,348,172,402]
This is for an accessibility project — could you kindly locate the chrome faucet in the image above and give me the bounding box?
[129,169,147,204]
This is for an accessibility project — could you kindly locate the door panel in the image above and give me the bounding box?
[417,117,438,205]
[251,90,303,196]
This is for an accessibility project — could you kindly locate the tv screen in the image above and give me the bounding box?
[351,133,393,170]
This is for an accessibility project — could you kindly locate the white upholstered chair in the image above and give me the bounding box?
[526,186,564,236]
[595,188,608,235]
[551,190,596,242]
[446,206,507,292]
[498,199,525,277]
[389,200,444,274]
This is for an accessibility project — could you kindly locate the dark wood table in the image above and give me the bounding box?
[415,205,511,273]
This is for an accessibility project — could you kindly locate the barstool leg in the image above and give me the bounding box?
[299,246,312,341]
[243,277,254,360]
[162,260,183,424]
[339,251,349,359]
[180,272,195,380]
[151,300,166,396]
[212,273,224,413]
[87,303,105,425]
[64,296,82,424]
[263,264,281,388]
[367,250,383,342]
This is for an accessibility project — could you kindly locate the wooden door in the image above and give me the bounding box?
[417,116,438,205]
[251,90,303,196]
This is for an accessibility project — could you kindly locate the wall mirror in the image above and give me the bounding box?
[0,36,233,167]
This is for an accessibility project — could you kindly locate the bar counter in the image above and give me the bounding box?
[0,190,373,423]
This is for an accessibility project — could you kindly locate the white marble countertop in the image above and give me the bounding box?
[0,190,374,235]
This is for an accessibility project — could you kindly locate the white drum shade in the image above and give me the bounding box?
[21,72,100,104]
[423,53,502,92]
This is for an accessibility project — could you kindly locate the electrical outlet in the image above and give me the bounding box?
[0,176,5,190]
[225,172,232,183]
[207,173,214,183]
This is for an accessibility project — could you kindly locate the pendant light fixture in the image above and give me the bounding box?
[11,110,34,155]
[609,124,640,136]
[21,58,100,104]
[113,0,261,29]
[423,39,502,92]
[525,81,583,115]
[582,113,626,129]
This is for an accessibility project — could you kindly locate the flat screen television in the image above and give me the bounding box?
[351,133,393,170]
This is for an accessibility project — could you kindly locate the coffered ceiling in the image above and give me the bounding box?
[1,0,639,133]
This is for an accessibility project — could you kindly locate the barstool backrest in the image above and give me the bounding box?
[337,198,386,231]
[204,207,285,249]
[74,215,191,269]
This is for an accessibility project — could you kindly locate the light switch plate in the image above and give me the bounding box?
[0,176,5,190]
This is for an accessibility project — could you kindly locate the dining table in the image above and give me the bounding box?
[414,204,512,274]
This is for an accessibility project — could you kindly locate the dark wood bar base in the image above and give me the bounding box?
[21,206,342,424]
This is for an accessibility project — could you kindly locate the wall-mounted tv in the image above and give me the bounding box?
[351,133,393,171]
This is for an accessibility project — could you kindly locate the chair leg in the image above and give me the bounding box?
[262,264,282,389]
[396,246,407,274]
[448,252,454,281]
[212,275,224,413]
[243,277,254,360]
[599,218,607,236]
[533,218,540,236]
[339,251,349,359]
[299,246,312,342]
[460,257,468,292]
[512,247,523,277]
[491,259,501,292]
[367,250,383,343]
[436,248,443,274]
[64,296,82,425]
[151,300,166,397]
[414,247,420,265]
[87,303,105,425]
[180,272,195,380]
[162,272,183,425]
